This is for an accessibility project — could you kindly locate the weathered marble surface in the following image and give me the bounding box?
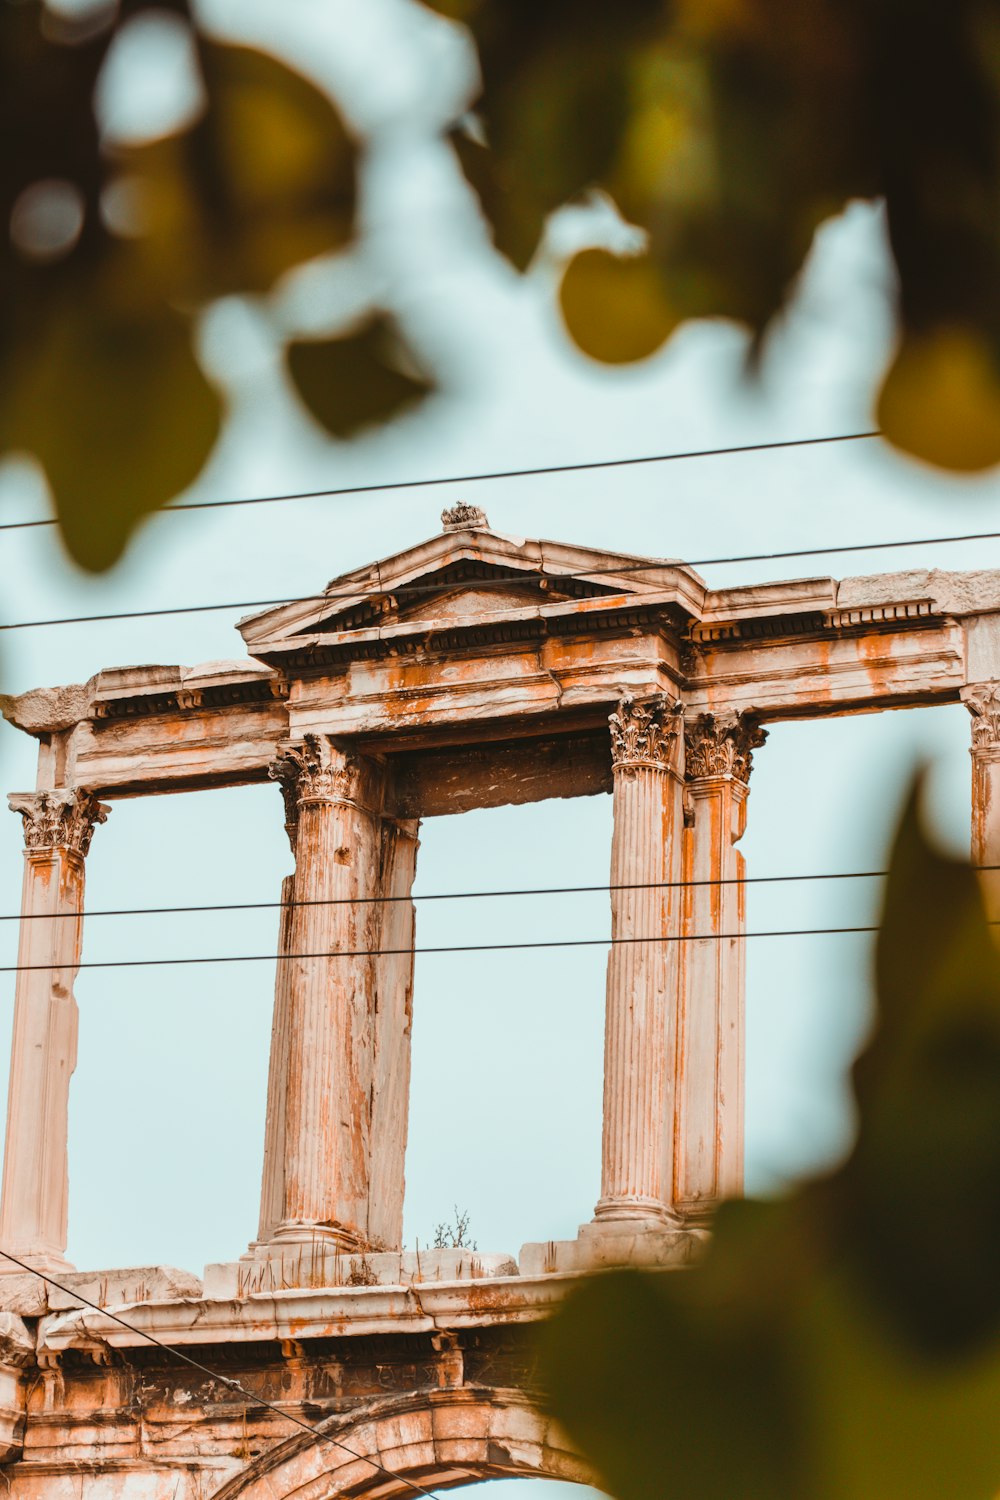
[2,512,999,1497]
[0,1269,589,1499]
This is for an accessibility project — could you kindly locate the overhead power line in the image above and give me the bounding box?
[2,864,975,925]
[0,1246,454,1500]
[0,429,879,535]
[0,926,886,974]
[3,523,1000,635]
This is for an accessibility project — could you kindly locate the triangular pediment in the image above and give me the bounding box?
[295,558,622,637]
[237,515,707,663]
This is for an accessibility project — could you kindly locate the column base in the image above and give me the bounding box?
[672,1197,720,1229]
[0,1246,75,1278]
[591,1194,679,1228]
[520,1220,708,1277]
[267,1220,361,1252]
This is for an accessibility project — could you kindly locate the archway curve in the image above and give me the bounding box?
[209,1387,594,1500]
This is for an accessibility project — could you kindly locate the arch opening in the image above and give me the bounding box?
[210,1388,598,1500]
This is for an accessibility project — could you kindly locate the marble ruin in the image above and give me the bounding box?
[0,506,997,1495]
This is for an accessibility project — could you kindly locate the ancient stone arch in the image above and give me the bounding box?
[209,1388,592,1500]
[0,505,998,1495]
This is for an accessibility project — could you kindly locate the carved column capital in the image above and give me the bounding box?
[8,790,109,858]
[684,712,767,784]
[268,735,379,850]
[962,682,1000,748]
[609,695,683,777]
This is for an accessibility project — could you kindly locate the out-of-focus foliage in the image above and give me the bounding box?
[12,0,1000,571]
[560,248,677,364]
[0,1,431,571]
[541,791,1000,1500]
[428,0,1000,473]
[287,316,434,440]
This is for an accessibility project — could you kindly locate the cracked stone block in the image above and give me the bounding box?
[46,1266,203,1312]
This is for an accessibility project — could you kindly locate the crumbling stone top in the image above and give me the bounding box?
[441,502,489,531]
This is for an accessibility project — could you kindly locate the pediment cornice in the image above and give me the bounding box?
[237,522,708,665]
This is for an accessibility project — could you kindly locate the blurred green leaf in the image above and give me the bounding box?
[841,784,1000,1355]
[430,0,666,268]
[0,5,357,569]
[0,257,221,571]
[542,786,1000,1500]
[543,1203,807,1500]
[287,316,434,439]
[118,39,357,300]
[428,0,1000,470]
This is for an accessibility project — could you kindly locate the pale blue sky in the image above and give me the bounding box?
[0,0,994,1290]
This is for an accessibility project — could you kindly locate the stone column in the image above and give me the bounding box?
[0,790,108,1272]
[963,682,1000,924]
[367,817,420,1250]
[593,695,685,1227]
[256,873,295,1246]
[264,736,386,1250]
[675,712,765,1220]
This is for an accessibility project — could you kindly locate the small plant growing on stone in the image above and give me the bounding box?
[346,1254,379,1287]
[345,1235,386,1286]
[433,1207,477,1251]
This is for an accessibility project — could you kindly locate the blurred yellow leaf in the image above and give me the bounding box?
[878,329,1000,473]
[287,317,434,439]
[560,248,676,363]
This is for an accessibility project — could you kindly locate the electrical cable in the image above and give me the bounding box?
[4,864,997,926]
[0,926,890,974]
[0,429,879,535]
[3,523,998,634]
[5,864,993,924]
[0,1245,458,1500]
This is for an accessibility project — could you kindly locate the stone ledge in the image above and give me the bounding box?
[209,1246,518,1298]
[37,1273,574,1353]
[0,1266,202,1318]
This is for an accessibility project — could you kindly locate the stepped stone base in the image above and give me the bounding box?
[205,1244,518,1298]
[519,1221,708,1277]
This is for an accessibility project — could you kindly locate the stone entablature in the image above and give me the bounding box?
[7,532,994,799]
[1,1272,582,1500]
[2,511,1000,1496]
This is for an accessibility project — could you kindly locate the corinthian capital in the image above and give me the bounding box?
[268,735,377,849]
[8,789,109,857]
[609,695,683,776]
[684,712,767,784]
[963,682,1000,747]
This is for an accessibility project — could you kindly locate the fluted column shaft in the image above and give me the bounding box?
[259,738,419,1254]
[675,713,765,1219]
[257,873,295,1245]
[594,697,684,1225]
[367,818,420,1249]
[0,790,107,1271]
[964,682,1000,924]
[268,738,386,1250]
